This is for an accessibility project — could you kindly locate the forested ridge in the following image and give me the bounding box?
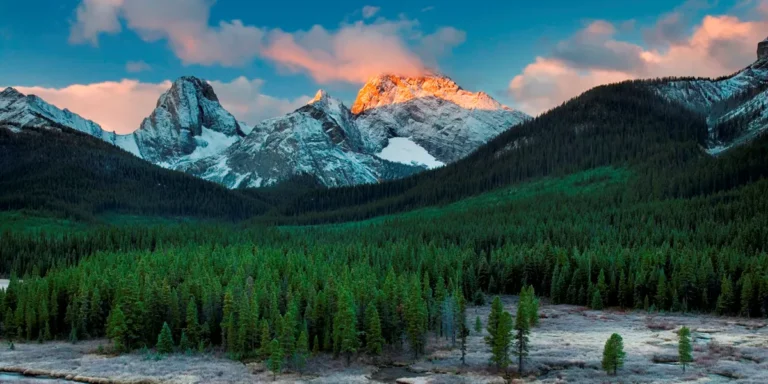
[1,79,768,364]
[0,125,269,221]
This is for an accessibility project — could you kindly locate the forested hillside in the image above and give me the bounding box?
[2,165,767,360]
[0,125,269,221]
[265,82,711,224]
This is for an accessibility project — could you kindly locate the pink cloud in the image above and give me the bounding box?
[14,80,169,134]
[262,21,433,83]
[68,0,464,82]
[509,2,768,115]
[10,78,306,134]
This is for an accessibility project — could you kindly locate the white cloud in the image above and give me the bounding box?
[209,77,311,125]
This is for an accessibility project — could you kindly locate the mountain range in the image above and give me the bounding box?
[2,40,768,221]
[0,73,530,188]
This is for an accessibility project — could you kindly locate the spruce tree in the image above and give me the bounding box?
[334,290,358,365]
[312,334,320,355]
[106,306,127,352]
[268,338,282,381]
[295,328,309,375]
[485,296,503,346]
[591,290,604,310]
[490,311,513,373]
[404,279,427,358]
[365,304,383,356]
[601,333,626,376]
[678,326,692,372]
[716,277,734,315]
[179,330,193,352]
[259,319,271,358]
[513,297,530,375]
[185,298,200,346]
[156,322,174,354]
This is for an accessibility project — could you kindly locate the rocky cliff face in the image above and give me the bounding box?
[132,76,244,167]
[182,74,530,188]
[352,74,531,164]
[758,38,768,61]
[653,43,768,154]
[180,91,424,188]
[0,87,105,137]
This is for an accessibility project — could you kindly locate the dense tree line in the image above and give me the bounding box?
[0,126,269,221]
[2,164,768,362]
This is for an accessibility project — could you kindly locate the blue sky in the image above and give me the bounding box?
[0,0,764,133]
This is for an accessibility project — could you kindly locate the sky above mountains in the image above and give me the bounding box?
[1,0,766,134]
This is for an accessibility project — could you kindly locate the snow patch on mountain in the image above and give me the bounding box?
[0,87,105,137]
[132,76,243,166]
[376,137,444,169]
[353,74,530,164]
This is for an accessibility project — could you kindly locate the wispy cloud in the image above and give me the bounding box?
[125,60,152,73]
[362,5,380,19]
[68,0,465,84]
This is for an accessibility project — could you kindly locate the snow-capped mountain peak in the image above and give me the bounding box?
[132,76,244,166]
[0,86,106,137]
[350,73,514,114]
[351,73,531,164]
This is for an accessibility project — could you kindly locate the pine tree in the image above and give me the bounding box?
[281,303,297,360]
[312,334,320,355]
[456,293,469,365]
[490,311,513,373]
[678,326,692,372]
[523,286,539,327]
[185,297,200,346]
[740,275,755,318]
[221,290,235,350]
[333,290,358,365]
[404,279,427,358]
[485,296,503,346]
[716,276,734,315]
[365,304,383,356]
[295,328,309,375]
[106,306,127,352]
[156,322,174,354]
[591,289,604,310]
[602,333,626,376]
[119,278,145,349]
[179,330,193,352]
[259,319,271,358]
[656,271,668,311]
[513,297,530,375]
[268,338,282,381]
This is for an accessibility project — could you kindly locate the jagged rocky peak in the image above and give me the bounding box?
[350,73,511,114]
[145,76,242,137]
[758,38,768,61]
[0,87,23,99]
[133,76,244,166]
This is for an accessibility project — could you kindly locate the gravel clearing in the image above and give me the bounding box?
[1,297,766,383]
